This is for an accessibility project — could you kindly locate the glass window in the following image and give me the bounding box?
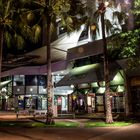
[78,26,88,41]
[26,86,37,94]
[112,96,124,112]
[39,86,47,94]
[96,95,104,105]
[42,98,47,110]
[13,75,25,86]
[25,75,37,86]
[13,86,25,95]
[37,95,47,110]
[38,75,47,86]
[53,75,64,84]
[18,95,24,109]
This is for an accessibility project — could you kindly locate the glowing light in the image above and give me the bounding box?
[17,88,20,92]
[70,85,74,88]
[43,88,46,92]
[105,1,109,7]
[5,96,8,99]
[61,71,64,74]
[73,95,76,100]
[81,24,85,30]
[1,88,7,92]
[30,88,33,92]
[110,95,113,98]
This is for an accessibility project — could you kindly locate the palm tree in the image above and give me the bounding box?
[0,0,25,89]
[24,0,86,124]
[95,1,113,123]
[90,0,126,123]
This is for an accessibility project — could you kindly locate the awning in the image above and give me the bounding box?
[0,80,12,88]
[67,39,104,62]
[56,62,120,87]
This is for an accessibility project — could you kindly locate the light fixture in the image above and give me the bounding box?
[104,1,109,7]
[17,88,20,92]
[70,84,74,88]
[61,71,64,74]
[1,88,7,93]
[43,88,46,92]
[30,88,33,92]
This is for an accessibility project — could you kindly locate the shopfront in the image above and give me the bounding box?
[57,68,125,114]
[130,77,140,114]
[12,75,48,110]
[0,69,125,116]
[0,74,73,113]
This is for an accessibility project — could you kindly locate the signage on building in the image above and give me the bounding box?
[131,77,140,86]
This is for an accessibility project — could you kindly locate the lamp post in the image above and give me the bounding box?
[98,0,113,123]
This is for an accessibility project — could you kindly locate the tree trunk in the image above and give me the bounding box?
[0,29,4,89]
[124,74,130,117]
[43,17,54,125]
[101,11,113,123]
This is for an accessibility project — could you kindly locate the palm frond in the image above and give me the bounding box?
[113,11,127,25]
[4,0,12,19]
[32,24,41,43]
[104,19,113,35]
[33,0,46,7]
[14,33,25,50]
[4,31,12,48]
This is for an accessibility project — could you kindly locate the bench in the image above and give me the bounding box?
[33,110,47,117]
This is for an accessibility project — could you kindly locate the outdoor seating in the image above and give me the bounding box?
[33,110,47,117]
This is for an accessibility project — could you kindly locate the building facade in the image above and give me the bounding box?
[0,0,138,117]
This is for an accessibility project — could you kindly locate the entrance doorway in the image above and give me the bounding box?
[131,87,140,114]
[24,96,38,110]
[95,94,105,112]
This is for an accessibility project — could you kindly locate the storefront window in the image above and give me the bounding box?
[39,86,47,94]
[13,75,25,86]
[26,86,37,94]
[112,95,124,112]
[96,95,104,112]
[38,75,46,86]
[18,95,24,109]
[13,86,25,95]
[25,75,37,86]
[42,98,47,110]
[24,96,38,110]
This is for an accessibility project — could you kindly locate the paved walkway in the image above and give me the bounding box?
[0,123,140,140]
[0,112,140,140]
[0,111,90,128]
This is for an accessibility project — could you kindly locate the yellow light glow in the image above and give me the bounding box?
[105,1,109,7]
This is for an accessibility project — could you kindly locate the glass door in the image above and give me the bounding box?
[24,96,38,110]
[131,87,140,113]
[95,94,105,112]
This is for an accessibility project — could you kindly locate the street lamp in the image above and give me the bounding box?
[98,1,113,123]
